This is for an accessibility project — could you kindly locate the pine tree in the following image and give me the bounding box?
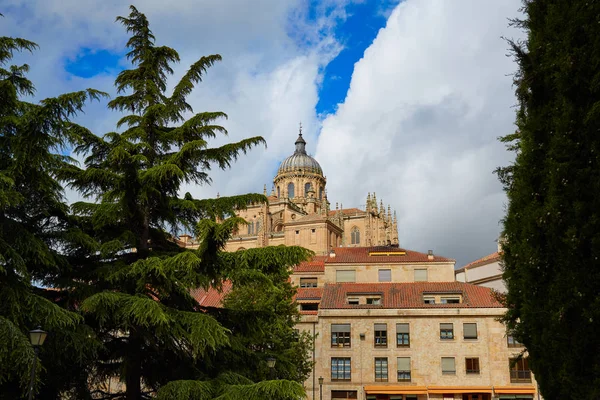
[62,6,311,399]
[0,17,105,398]
[498,1,600,398]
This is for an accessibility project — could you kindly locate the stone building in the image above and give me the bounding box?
[455,241,505,293]
[221,131,398,254]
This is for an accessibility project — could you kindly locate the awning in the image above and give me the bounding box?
[494,386,536,395]
[364,386,427,395]
[427,386,493,394]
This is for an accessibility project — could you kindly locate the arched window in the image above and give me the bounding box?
[247,221,254,235]
[255,221,260,233]
[277,186,280,198]
[287,182,295,198]
[304,182,312,196]
[237,247,246,251]
[351,227,360,245]
[319,187,323,200]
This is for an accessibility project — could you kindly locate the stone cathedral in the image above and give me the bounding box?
[221,131,399,254]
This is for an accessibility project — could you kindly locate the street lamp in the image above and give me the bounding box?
[266,357,276,380]
[318,376,324,400]
[28,327,47,400]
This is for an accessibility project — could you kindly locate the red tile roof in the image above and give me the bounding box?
[295,288,323,301]
[328,208,366,217]
[190,281,232,308]
[294,256,327,273]
[456,252,501,272]
[327,246,454,264]
[320,282,502,309]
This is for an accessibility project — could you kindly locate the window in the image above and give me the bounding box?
[351,227,360,244]
[424,296,436,304]
[305,182,312,196]
[441,357,456,375]
[247,221,254,235]
[277,186,280,197]
[396,323,410,347]
[374,358,388,382]
[510,357,532,383]
[366,297,381,305]
[331,324,351,347]
[331,358,351,381]
[374,324,387,347]
[287,182,295,198]
[464,323,478,339]
[440,323,454,340]
[331,390,357,399]
[466,357,480,374]
[378,269,391,282]
[414,269,428,282]
[299,278,317,288]
[336,270,356,283]
[397,357,411,382]
[507,335,523,348]
[441,297,460,304]
[347,298,359,305]
[319,187,323,200]
[300,303,318,311]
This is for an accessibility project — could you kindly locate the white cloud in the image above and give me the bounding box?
[315,0,523,266]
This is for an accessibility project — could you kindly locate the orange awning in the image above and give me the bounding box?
[364,385,428,395]
[494,386,536,394]
[428,386,493,394]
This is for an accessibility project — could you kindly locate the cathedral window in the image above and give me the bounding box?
[319,187,323,199]
[277,186,280,198]
[247,221,254,235]
[304,182,311,196]
[287,182,295,198]
[351,227,360,245]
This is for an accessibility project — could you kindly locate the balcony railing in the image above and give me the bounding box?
[510,370,532,382]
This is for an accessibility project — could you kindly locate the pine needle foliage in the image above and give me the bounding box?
[0,17,105,398]
[62,6,310,399]
[497,1,600,398]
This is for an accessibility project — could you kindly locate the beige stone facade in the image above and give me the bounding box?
[455,242,505,293]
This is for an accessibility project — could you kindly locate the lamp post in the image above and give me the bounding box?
[318,376,323,400]
[266,356,276,380]
[28,327,48,400]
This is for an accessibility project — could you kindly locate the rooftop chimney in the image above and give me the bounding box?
[427,250,434,260]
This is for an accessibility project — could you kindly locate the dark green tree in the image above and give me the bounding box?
[0,17,104,399]
[61,6,311,399]
[498,1,600,398]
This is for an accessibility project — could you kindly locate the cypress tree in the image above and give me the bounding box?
[62,6,311,399]
[498,1,600,398]
[0,18,105,398]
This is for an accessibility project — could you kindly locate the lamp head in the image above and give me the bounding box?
[29,327,48,347]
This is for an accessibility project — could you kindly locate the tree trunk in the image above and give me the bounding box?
[125,329,142,400]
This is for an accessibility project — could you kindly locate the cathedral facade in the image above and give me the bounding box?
[223,132,399,254]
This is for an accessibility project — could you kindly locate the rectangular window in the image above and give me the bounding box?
[336,270,356,283]
[441,297,461,304]
[347,297,359,305]
[366,297,381,305]
[374,358,388,382]
[507,335,523,348]
[441,357,456,375]
[378,269,391,282]
[332,391,358,399]
[424,296,436,304]
[300,303,318,311]
[440,323,454,340]
[466,357,480,374]
[331,358,351,381]
[396,323,410,347]
[299,278,318,288]
[510,357,532,383]
[374,323,387,347]
[464,323,478,339]
[331,324,351,348]
[414,268,428,281]
[397,357,411,382]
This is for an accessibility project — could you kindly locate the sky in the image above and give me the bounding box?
[1,0,523,267]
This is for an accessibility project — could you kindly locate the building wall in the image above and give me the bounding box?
[323,262,456,283]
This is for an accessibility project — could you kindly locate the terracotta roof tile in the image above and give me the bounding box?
[328,208,366,217]
[456,252,501,272]
[295,288,323,301]
[294,255,327,273]
[320,282,502,309]
[190,281,232,308]
[327,246,454,264]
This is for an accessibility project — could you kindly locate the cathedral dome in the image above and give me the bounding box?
[277,133,323,175]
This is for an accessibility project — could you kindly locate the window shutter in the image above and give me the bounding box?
[331,324,351,333]
[378,269,391,282]
[464,323,477,338]
[440,323,453,330]
[414,269,428,281]
[374,323,387,331]
[336,270,356,282]
[396,323,409,333]
[441,357,455,371]
[397,357,411,371]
